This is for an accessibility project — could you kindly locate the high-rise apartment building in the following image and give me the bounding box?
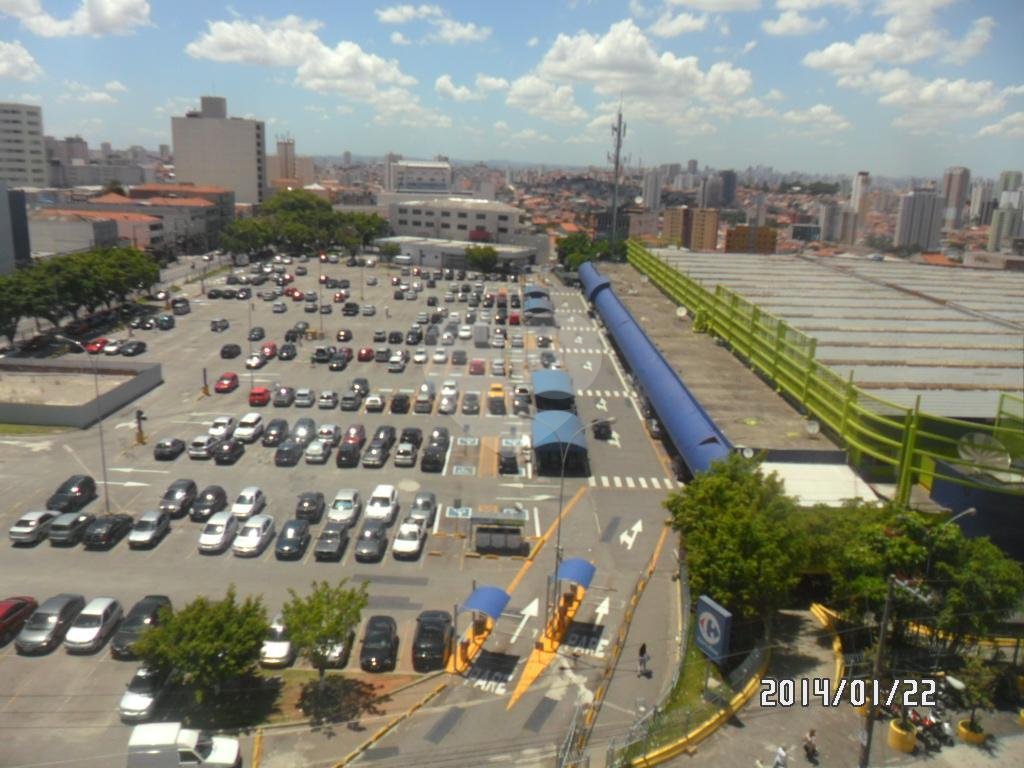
[988,207,1021,252]
[941,166,971,230]
[0,182,31,273]
[690,208,719,251]
[818,201,840,242]
[698,175,722,209]
[851,171,870,221]
[171,96,266,205]
[276,138,295,180]
[686,159,698,175]
[0,103,47,187]
[746,193,766,227]
[385,158,452,193]
[662,206,693,247]
[969,181,992,224]
[725,225,776,254]
[642,168,662,211]
[994,170,1023,198]
[719,170,737,208]
[894,189,943,251]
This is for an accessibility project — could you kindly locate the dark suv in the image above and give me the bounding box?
[111,595,172,659]
[46,475,96,514]
[412,610,453,672]
[262,419,289,447]
[190,485,228,522]
[158,479,198,519]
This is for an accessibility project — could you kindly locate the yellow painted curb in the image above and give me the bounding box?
[333,682,449,767]
[251,727,264,768]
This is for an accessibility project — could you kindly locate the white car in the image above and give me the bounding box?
[491,359,505,376]
[8,510,56,544]
[208,416,236,440]
[413,348,428,364]
[128,510,170,549]
[364,394,384,411]
[361,304,376,316]
[304,439,331,464]
[234,413,264,443]
[432,349,448,364]
[260,614,295,667]
[365,484,399,524]
[392,518,426,560]
[510,334,524,349]
[232,514,275,557]
[441,379,459,398]
[318,424,341,446]
[231,486,266,519]
[64,597,123,653]
[441,332,455,345]
[103,339,124,355]
[245,354,266,369]
[198,511,238,554]
[328,489,361,526]
[118,665,169,722]
[457,325,472,340]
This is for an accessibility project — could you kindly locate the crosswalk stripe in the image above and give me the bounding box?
[600,476,610,488]
[638,477,648,489]
[588,475,596,487]
[650,478,661,489]
[625,477,635,488]
[664,478,674,488]
[613,476,622,488]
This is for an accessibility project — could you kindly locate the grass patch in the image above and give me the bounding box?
[0,423,71,435]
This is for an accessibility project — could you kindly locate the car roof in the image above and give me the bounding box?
[238,486,261,495]
[240,412,261,421]
[138,509,164,521]
[19,510,52,520]
[81,596,117,614]
[371,484,396,495]
[335,488,359,499]
[207,511,234,523]
[244,514,273,526]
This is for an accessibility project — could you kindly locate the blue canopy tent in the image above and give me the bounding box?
[556,558,596,589]
[461,586,511,620]
[524,283,551,300]
[531,369,575,411]
[523,296,555,325]
[532,410,589,475]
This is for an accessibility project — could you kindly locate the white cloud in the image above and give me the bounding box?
[977,112,1024,139]
[493,120,509,131]
[665,0,760,10]
[782,103,851,130]
[475,74,509,92]
[0,0,152,38]
[510,128,554,143]
[0,39,42,80]
[527,36,539,47]
[649,11,708,38]
[777,0,859,9]
[429,18,491,44]
[762,10,827,35]
[765,88,784,100]
[371,86,451,128]
[104,79,127,92]
[154,96,197,115]
[389,31,410,45]
[629,0,649,17]
[374,4,441,24]
[60,78,124,104]
[506,74,588,123]
[944,17,994,65]
[741,39,757,54]
[78,90,116,103]
[434,74,477,101]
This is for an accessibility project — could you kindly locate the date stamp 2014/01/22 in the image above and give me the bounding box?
[761,678,937,708]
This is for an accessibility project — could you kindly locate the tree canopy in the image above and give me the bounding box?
[282,579,369,683]
[465,245,499,274]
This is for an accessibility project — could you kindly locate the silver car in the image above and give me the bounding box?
[409,492,438,527]
[294,388,316,408]
[231,487,266,519]
[188,435,221,459]
[128,511,170,549]
[304,439,331,465]
[15,593,85,654]
[119,665,170,723]
[9,510,57,544]
[63,597,122,654]
[232,514,275,557]
[328,489,361,526]
[198,511,238,554]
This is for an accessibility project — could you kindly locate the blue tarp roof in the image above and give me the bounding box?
[532,410,588,450]
[524,296,555,312]
[524,284,550,298]
[532,370,574,399]
[461,586,510,619]
[557,558,596,588]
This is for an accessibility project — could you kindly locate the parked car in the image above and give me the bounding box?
[249,387,271,407]
[390,393,411,414]
[360,615,398,672]
[208,416,237,439]
[409,492,438,527]
[231,486,266,519]
[46,475,96,514]
[214,437,245,465]
[191,485,228,522]
[292,418,317,445]
[232,514,275,557]
[9,510,57,545]
[328,488,362,527]
[48,512,96,546]
[0,596,38,644]
[278,343,297,360]
[82,514,133,549]
[121,340,147,356]
[275,439,303,466]
[462,391,481,415]
[365,485,399,524]
[412,610,453,672]
[197,512,239,554]
[118,664,171,723]
[64,597,122,653]
[128,510,170,549]
[188,435,221,459]
[16,594,85,654]
[314,522,349,561]
[392,518,426,560]
[159,479,197,519]
[111,595,171,659]
[235,413,264,443]
[260,614,295,667]
[335,441,361,467]
[318,390,339,408]
[275,519,311,560]
[262,419,289,446]
[304,438,331,465]
[153,438,186,461]
[353,520,389,562]
[393,442,418,468]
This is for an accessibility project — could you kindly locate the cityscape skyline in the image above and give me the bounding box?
[1,1,1022,177]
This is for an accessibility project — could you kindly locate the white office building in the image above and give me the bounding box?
[171,96,266,205]
[375,235,535,270]
[385,158,452,193]
[0,103,47,187]
[389,197,528,243]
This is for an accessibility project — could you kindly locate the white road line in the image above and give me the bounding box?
[650,478,661,489]
[625,477,635,488]
[638,477,648,489]
[613,476,622,488]
[588,475,596,487]
[433,507,441,535]
[533,507,541,538]
[600,476,610,488]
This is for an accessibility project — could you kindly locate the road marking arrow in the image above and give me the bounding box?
[619,519,643,550]
[582,361,593,372]
[574,336,583,344]
[608,431,621,449]
[0,439,53,453]
[510,598,540,644]
[594,597,610,625]
[595,398,608,412]
[114,421,136,430]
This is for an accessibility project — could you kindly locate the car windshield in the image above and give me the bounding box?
[319,530,339,542]
[128,673,159,694]
[360,527,380,539]
[240,525,261,538]
[236,494,253,505]
[397,529,419,541]
[266,626,287,641]
[370,496,388,506]
[203,523,225,535]
[416,629,442,649]
[74,614,103,628]
[27,612,56,629]
[334,499,352,509]
[284,527,302,539]
[365,630,391,648]
[135,521,155,531]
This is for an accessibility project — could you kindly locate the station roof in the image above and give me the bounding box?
[532,411,588,451]
[531,370,574,400]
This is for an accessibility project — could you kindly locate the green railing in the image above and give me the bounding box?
[625,241,1024,505]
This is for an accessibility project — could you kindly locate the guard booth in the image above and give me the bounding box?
[472,506,530,557]
[531,370,575,412]
[449,585,511,673]
[532,411,589,476]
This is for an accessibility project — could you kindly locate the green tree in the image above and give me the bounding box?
[282,579,369,685]
[665,453,802,634]
[101,179,126,197]
[0,272,28,345]
[556,232,592,263]
[465,245,499,273]
[959,656,997,732]
[262,189,332,217]
[220,218,271,257]
[378,242,401,263]
[134,586,267,703]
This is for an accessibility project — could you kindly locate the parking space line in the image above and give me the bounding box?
[600,476,610,488]
[533,507,540,538]
[588,475,596,487]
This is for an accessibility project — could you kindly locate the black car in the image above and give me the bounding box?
[386,331,402,345]
[592,419,613,440]
[292,418,317,446]
[428,427,451,451]
[400,427,422,449]
[393,288,404,300]
[274,439,303,467]
[360,615,398,671]
[214,438,245,465]
[273,387,296,407]
[353,520,388,563]
[190,485,227,522]
[220,343,241,359]
[158,479,197,519]
[275,519,311,560]
[451,350,467,365]
[111,595,171,659]
[83,514,133,549]
[340,389,362,411]
[278,343,297,361]
[296,492,325,523]
[405,329,422,345]
[373,425,397,449]
[412,610,453,672]
[342,303,359,316]
[314,522,349,561]
[372,330,387,343]
[153,438,185,461]
[312,346,336,363]
[361,441,388,469]
[121,341,147,356]
[374,347,391,363]
[284,329,300,343]
[335,441,361,468]
[262,419,289,446]
[540,351,557,368]
[207,288,223,299]
[390,393,410,414]
[498,449,519,475]
[248,327,265,341]
[328,354,348,371]
[46,475,97,513]
[352,378,369,396]
[420,446,446,473]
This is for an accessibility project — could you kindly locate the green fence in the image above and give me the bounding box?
[625,241,1024,505]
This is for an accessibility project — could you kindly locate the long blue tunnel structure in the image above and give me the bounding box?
[579,262,732,475]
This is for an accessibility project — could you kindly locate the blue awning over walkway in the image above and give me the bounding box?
[556,558,596,589]
[461,586,511,620]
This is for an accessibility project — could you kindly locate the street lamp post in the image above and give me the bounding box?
[925,507,976,580]
[247,299,254,389]
[57,336,111,517]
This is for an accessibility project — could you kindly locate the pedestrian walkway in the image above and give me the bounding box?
[589,475,684,491]
[576,389,633,398]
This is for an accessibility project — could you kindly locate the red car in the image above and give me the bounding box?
[509,312,520,326]
[0,596,37,642]
[291,291,304,302]
[260,342,278,359]
[85,337,109,354]
[282,273,294,283]
[214,372,239,393]
[357,346,374,362]
[469,359,485,375]
[338,346,354,361]
[333,290,349,303]
[249,386,271,406]
[390,276,401,286]
[319,273,328,283]
[342,424,366,447]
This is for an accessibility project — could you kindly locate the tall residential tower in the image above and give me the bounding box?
[0,103,46,187]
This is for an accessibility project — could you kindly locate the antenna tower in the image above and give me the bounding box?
[607,104,626,259]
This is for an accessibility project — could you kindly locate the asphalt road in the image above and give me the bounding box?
[0,258,680,768]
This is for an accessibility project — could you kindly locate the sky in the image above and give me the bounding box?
[1,0,1022,178]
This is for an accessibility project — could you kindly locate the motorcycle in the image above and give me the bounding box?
[907,708,942,752]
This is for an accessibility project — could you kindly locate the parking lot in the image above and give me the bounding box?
[0,255,681,767]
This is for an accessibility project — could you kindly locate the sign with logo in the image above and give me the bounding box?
[694,595,732,664]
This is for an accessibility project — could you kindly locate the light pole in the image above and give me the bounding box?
[57,336,111,517]
[925,507,976,579]
[247,299,254,389]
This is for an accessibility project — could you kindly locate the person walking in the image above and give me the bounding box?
[637,643,650,677]
[772,745,788,768]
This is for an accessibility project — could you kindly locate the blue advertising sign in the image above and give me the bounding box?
[694,595,732,664]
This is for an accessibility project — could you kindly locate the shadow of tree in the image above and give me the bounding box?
[298,676,389,725]
[172,674,282,731]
